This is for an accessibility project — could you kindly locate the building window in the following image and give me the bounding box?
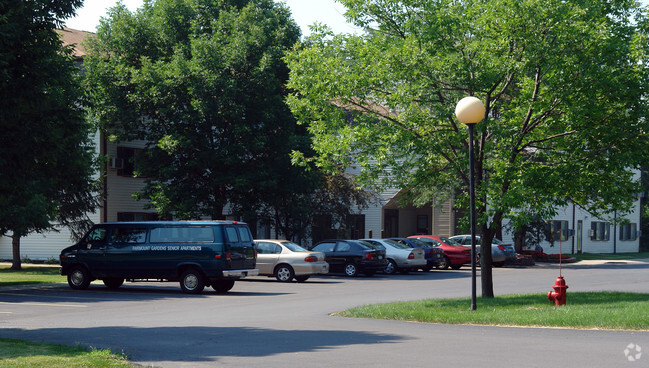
[116,146,143,177]
[590,221,610,241]
[117,212,160,222]
[346,214,365,240]
[619,223,637,241]
[416,215,428,235]
[545,220,570,241]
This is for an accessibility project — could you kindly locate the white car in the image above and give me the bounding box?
[255,239,329,282]
[360,239,427,274]
[449,235,517,267]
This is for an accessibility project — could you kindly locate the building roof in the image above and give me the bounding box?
[58,27,93,59]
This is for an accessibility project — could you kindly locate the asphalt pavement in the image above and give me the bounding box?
[1,259,648,367]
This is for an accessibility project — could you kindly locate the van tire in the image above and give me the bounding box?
[180,269,205,294]
[68,266,91,290]
[212,280,235,294]
[103,278,124,289]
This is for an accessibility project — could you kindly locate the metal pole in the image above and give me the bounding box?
[468,124,477,311]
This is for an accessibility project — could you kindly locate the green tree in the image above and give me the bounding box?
[0,0,100,270]
[83,0,305,221]
[286,0,649,297]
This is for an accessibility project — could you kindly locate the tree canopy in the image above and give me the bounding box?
[285,0,649,296]
[84,0,304,220]
[0,0,99,269]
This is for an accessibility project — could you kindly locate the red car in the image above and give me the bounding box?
[407,235,472,270]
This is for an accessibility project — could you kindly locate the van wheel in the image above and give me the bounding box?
[68,266,91,290]
[212,280,235,294]
[180,269,205,294]
[103,278,124,289]
[274,265,294,282]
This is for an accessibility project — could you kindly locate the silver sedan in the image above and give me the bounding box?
[255,239,329,282]
[361,239,427,274]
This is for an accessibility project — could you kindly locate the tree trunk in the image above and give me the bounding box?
[11,234,22,270]
[210,203,225,220]
[480,225,494,298]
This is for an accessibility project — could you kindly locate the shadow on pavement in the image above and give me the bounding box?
[0,326,408,364]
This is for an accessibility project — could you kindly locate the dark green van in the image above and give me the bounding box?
[59,221,258,294]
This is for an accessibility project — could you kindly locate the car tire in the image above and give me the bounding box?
[212,280,235,294]
[450,264,462,270]
[103,278,124,289]
[274,265,295,282]
[436,255,450,270]
[344,263,358,277]
[67,266,91,290]
[295,275,310,283]
[384,259,398,275]
[179,269,205,294]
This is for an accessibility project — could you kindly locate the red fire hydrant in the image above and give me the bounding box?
[548,275,568,306]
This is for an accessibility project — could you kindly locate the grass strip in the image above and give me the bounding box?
[0,265,63,286]
[572,252,649,261]
[0,338,134,367]
[337,291,649,330]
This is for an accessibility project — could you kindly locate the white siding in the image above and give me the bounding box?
[501,199,641,255]
[105,140,154,221]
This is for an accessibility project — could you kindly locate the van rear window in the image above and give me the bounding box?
[150,226,215,243]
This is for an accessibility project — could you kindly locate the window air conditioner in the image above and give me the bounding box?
[109,157,124,169]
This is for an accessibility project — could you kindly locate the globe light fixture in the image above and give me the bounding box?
[455,96,485,311]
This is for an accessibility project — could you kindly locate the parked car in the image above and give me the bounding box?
[360,239,427,274]
[407,235,473,270]
[387,237,445,271]
[311,239,388,277]
[449,235,517,267]
[254,239,329,282]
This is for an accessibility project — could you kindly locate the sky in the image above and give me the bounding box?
[64,0,361,36]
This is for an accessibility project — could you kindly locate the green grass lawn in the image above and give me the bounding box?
[572,251,649,261]
[0,265,64,286]
[337,291,649,330]
[0,338,134,367]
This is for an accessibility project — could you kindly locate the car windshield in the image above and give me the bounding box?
[384,239,410,249]
[440,236,462,246]
[280,241,308,252]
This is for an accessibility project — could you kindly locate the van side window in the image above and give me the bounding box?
[87,228,107,242]
[111,228,147,244]
[225,227,240,242]
[150,226,215,243]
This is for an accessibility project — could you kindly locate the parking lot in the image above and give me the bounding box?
[1,261,648,367]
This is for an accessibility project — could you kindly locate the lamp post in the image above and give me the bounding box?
[455,96,485,311]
